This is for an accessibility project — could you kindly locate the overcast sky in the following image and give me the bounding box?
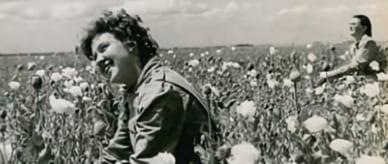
[0,0,387,53]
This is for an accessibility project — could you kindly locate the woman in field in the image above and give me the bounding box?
[78,9,216,164]
[316,15,386,86]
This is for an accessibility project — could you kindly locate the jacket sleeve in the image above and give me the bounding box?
[130,88,186,164]
[326,40,378,78]
[351,40,378,67]
[99,119,132,164]
[99,99,133,164]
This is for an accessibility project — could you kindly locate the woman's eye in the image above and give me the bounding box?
[98,43,109,53]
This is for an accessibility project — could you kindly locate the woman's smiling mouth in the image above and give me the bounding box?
[101,59,114,77]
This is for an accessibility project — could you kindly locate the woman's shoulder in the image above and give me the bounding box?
[359,35,377,48]
[134,66,188,110]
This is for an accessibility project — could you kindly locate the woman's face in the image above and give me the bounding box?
[349,17,366,37]
[91,32,141,87]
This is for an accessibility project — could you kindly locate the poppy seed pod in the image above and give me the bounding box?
[290,68,301,82]
[203,86,212,96]
[0,110,7,119]
[16,64,24,71]
[0,123,6,133]
[247,63,255,71]
[31,75,43,90]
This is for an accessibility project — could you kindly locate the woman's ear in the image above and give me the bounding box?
[362,25,367,34]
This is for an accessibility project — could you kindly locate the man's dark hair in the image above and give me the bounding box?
[78,9,159,67]
[353,14,372,37]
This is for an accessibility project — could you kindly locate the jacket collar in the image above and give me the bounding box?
[135,56,162,90]
[355,34,371,49]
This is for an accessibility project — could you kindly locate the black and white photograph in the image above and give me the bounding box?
[0,0,388,163]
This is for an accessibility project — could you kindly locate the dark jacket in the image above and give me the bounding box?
[99,57,214,164]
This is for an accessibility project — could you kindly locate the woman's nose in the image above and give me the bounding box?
[96,54,106,68]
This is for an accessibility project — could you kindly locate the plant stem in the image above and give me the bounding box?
[293,82,300,114]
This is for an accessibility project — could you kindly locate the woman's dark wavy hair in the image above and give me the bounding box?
[77,9,159,67]
[353,14,372,37]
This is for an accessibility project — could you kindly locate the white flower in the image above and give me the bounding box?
[85,65,92,72]
[343,76,355,85]
[376,72,388,81]
[35,69,46,77]
[269,46,278,55]
[305,87,314,94]
[172,54,176,58]
[189,52,194,57]
[247,69,257,78]
[8,81,21,90]
[369,61,380,71]
[50,72,63,82]
[267,78,279,89]
[231,63,240,68]
[40,56,45,60]
[303,115,328,133]
[306,63,313,74]
[204,83,220,97]
[306,43,313,49]
[371,123,379,133]
[356,113,367,121]
[64,80,75,88]
[93,120,106,136]
[314,84,326,95]
[355,155,385,164]
[319,72,328,78]
[231,46,236,51]
[360,82,380,97]
[216,49,222,54]
[222,62,241,70]
[0,142,12,163]
[82,96,92,102]
[290,69,301,81]
[236,100,257,121]
[250,80,258,87]
[65,86,83,97]
[74,76,84,83]
[207,66,216,73]
[27,62,36,70]
[61,67,78,79]
[307,53,317,62]
[204,51,209,55]
[329,139,353,155]
[86,61,97,74]
[379,104,388,115]
[283,78,294,88]
[285,115,298,133]
[167,50,174,54]
[49,95,76,114]
[334,94,353,108]
[149,152,176,164]
[227,142,260,164]
[188,59,200,67]
[79,82,89,91]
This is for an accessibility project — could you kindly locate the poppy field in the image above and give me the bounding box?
[0,43,387,164]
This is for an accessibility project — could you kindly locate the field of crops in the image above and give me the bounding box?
[0,43,387,164]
